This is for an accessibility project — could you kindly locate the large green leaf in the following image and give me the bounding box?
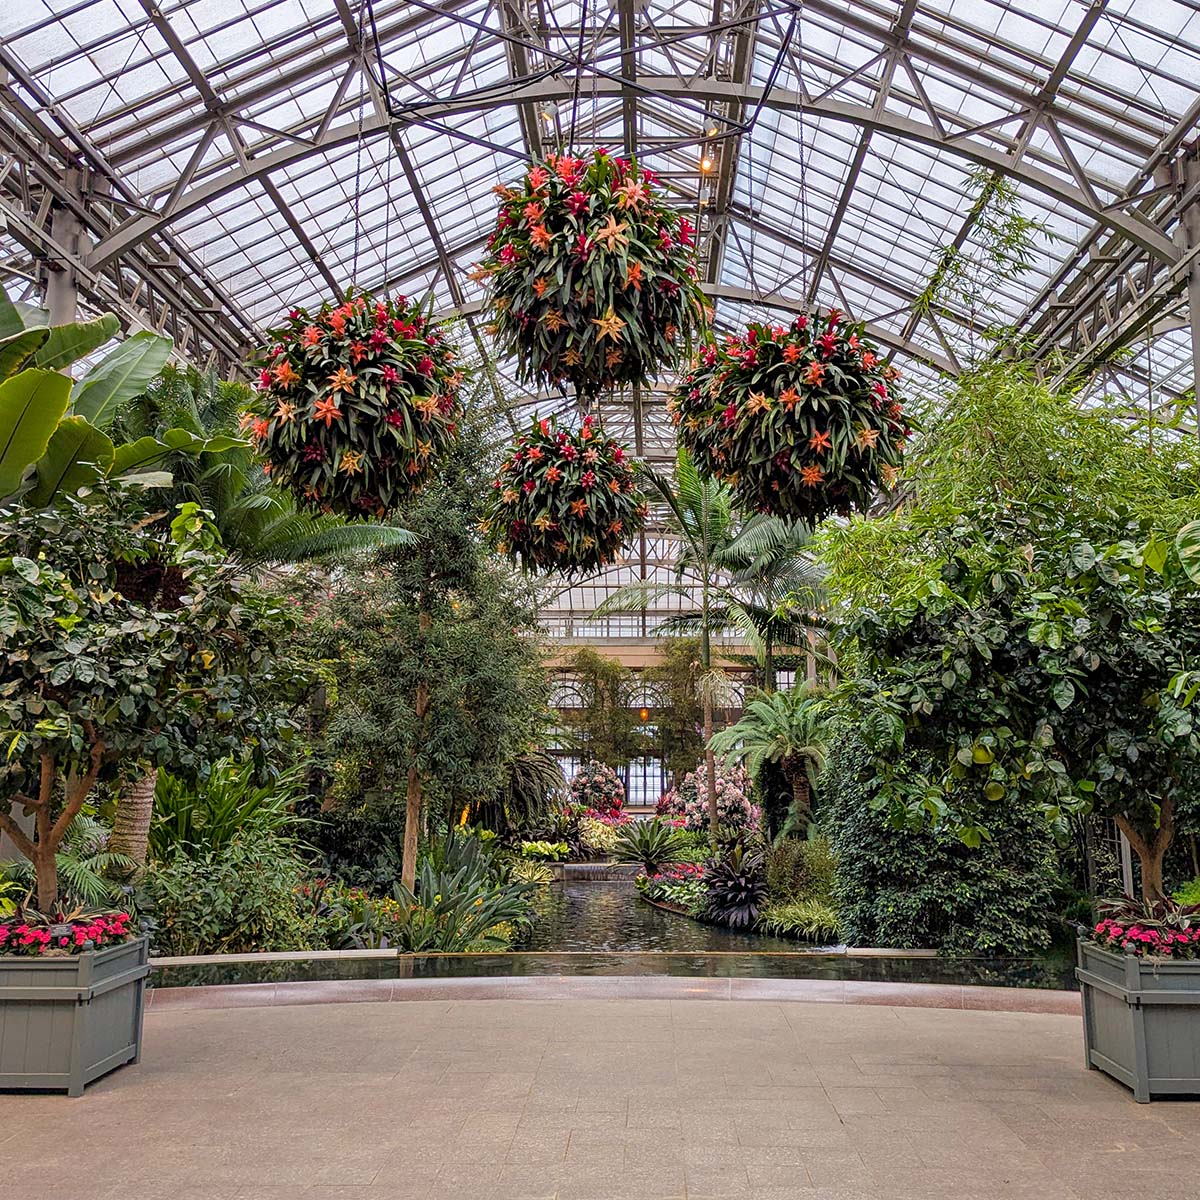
[1176,520,1200,585]
[0,369,72,498]
[110,429,241,476]
[70,331,173,428]
[27,416,116,507]
[14,302,50,329]
[0,328,51,381]
[0,287,24,339]
[33,315,121,372]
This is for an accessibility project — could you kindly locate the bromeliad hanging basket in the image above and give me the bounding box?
[475,150,708,397]
[482,414,647,575]
[245,293,462,517]
[668,310,911,522]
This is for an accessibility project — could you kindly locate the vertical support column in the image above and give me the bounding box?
[44,168,89,326]
[1183,151,1200,437]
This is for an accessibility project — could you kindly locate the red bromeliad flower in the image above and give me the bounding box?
[668,308,910,522]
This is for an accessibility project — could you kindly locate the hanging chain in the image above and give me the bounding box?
[350,0,371,293]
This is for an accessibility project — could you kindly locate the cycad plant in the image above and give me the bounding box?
[3,815,135,909]
[611,820,689,874]
[595,448,824,831]
[709,685,830,837]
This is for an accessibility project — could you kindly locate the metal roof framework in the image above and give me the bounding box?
[3,0,1200,623]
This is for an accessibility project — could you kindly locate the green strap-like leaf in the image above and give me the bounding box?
[109,428,241,476]
[0,368,72,499]
[70,331,173,428]
[27,415,116,507]
[33,314,121,372]
[0,328,51,381]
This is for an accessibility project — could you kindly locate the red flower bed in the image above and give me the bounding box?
[0,911,133,957]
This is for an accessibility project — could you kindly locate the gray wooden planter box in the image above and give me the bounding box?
[0,935,149,1096]
[1076,938,1200,1102]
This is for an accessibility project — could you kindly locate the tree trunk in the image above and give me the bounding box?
[763,629,775,694]
[785,762,812,838]
[703,694,718,838]
[109,768,158,866]
[400,611,432,892]
[1116,796,1176,902]
[34,846,58,914]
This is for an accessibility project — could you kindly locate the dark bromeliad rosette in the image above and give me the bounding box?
[482,414,648,575]
[668,309,911,523]
[245,293,462,517]
[474,150,708,397]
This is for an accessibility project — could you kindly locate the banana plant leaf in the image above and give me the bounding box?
[0,369,72,498]
[26,416,116,506]
[110,429,242,476]
[70,330,173,427]
[33,314,120,372]
[0,288,24,338]
[0,328,51,381]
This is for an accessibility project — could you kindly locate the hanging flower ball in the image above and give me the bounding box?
[482,414,648,575]
[244,293,462,517]
[474,150,708,397]
[668,310,911,522]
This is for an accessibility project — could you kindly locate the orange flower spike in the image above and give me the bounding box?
[625,261,644,291]
[809,429,832,453]
[782,343,801,364]
[804,361,826,386]
[533,276,550,299]
[569,498,589,517]
[312,395,343,427]
[252,417,270,441]
[530,224,552,251]
[545,465,563,484]
[800,464,825,487]
[274,359,299,387]
[328,366,357,393]
[856,425,881,450]
[779,387,800,410]
[608,478,622,494]
[301,325,322,347]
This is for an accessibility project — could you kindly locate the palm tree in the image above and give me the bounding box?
[108,365,414,865]
[709,685,830,837]
[594,447,823,833]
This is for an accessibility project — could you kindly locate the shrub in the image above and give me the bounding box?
[758,899,841,943]
[308,799,409,891]
[657,763,758,832]
[569,761,625,816]
[139,837,318,956]
[636,863,707,914]
[611,820,689,874]
[765,836,837,905]
[703,844,767,929]
[520,840,569,861]
[1174,878,1200,906]
[579,816,621,857]
[823,734,1057,956]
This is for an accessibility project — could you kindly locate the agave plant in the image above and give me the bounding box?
[611,820,689,874]
[703,843,768,930]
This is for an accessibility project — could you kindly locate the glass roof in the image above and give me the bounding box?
[2,0,1198,621]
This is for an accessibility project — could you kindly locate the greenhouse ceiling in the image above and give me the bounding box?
[2,0,1200,618]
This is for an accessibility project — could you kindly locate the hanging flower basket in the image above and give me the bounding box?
[475,150,708,397]
[482,414,647,575]
[245,293,462,517]
[669,310,911,522]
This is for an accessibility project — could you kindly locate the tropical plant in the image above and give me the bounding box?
[0,875,24,916]
[519,840,569,862]
[469,750,566,838]
[557,647,644,769]
[611,819,689,874]
[509,857,554,885]
[656,763,756,832]
[0,286,236,508]
[702,843,767,929]
[0,487,303,911]
[477,149,707,397]
[670,309,909,522]
[764,835,837,905]
[568,760,626,816]
[147,763,307,861]
[596,448,824,830]
[1090,896,1200,959]
[483,413,647,574]
[245,292,462,517]
[0,906,133,957]
[709,685,830,837]
[636,862,707,913]
[2,814,136,910]
[757,899,840,942]
[578,816,623,857]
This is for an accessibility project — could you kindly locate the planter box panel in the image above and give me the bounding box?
[0,936,148,1096]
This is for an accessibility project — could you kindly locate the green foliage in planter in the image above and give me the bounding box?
[822,734,1057,955]
[246,292,462,517]
[670,311,909,522]
[484,414,647,574]
[478,150,707,396]
[140,837,319,955]
[758,899,840,942]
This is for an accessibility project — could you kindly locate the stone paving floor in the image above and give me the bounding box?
[2,995,1198,1200]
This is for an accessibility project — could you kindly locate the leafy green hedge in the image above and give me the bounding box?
[821,734,1057,956]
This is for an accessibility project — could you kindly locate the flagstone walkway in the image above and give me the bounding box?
[2,991,1198,1200]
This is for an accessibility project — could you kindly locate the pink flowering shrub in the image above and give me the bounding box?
[569,761,625,817]
[657,763,759,832]
[1090,897,1200,959]
[0,910,133,957]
